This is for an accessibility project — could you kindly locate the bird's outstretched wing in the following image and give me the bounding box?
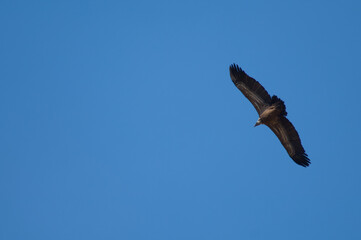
[230,64,272,115]
[267,117,310,167]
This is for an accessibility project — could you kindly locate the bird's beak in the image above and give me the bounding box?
[254,119,261,127]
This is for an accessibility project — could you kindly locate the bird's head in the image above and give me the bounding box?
[254,118,262,127]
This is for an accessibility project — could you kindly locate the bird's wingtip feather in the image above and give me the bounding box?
[229,63,241,73]
[292,154,311,167]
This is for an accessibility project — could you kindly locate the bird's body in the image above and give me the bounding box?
[230,64,310,167]
[259,106,280,125]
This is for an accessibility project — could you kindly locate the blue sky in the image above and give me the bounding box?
[1,0,361,239]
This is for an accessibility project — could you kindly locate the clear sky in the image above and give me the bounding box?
[1,0,361,239]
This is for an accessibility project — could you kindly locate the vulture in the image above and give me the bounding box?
[229,64,310,167]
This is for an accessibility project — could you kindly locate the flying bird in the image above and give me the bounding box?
[229,64,310,167]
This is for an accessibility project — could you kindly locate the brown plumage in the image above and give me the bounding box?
[230,64,310,167]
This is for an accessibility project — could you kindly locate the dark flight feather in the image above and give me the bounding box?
[267,117,310,167]
[230,64,271,115]
[230,63,310,167]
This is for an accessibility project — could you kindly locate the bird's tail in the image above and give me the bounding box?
[271,95,287,116]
